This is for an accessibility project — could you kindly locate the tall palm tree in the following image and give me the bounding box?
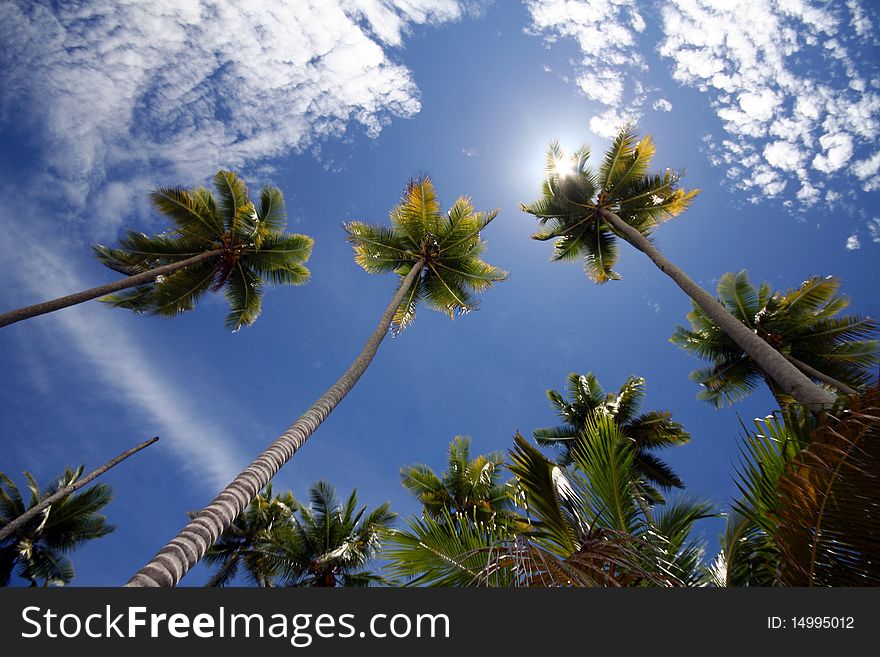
[401,436,511,523]
[0,467,113,586]
[198,484,294,587]
[534,372,690,503]
[127,176,506,586]
[0,170,314,331]
[671,270,879,407]
[385,421,713,587]
[521,126,834,408]
[265,482,395,587]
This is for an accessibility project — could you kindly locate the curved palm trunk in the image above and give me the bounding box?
[0,250,221,329]
[127,259,427,587]
[599,209,835,408]
[0,437,158,543]
[783,354,856,396]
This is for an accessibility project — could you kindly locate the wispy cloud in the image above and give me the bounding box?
[0,0,467,234]
[846,234,861,250]
[0,0,470,488]
[3,219,248,490]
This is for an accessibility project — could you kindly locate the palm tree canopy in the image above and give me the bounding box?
[344,176,508,333]
[0,467,113,586]
[265,481,396,587]
[731,387,880,585]
[198,484,295,587]
[671,270,879,407]
[521,125,698,283]
[400,436,511,523]
[534,372,690,497]
[385,425,713,587]
[93,170,314,331]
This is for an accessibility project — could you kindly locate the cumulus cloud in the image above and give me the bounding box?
[660,0,879,205]
[524,0,652,138]
[525,0,880,208]
[0,0,466,232]
[652,98,673,112]
[845,233,861,250]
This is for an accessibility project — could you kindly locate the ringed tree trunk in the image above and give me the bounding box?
[783,354,857,396]
[599,209,836,409]
[0,437,158,542]
[0,250,222,329]
[127,259,427,587]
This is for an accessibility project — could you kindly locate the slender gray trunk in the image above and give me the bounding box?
[0,250,221,329]
[599,209,835,408]
[127,259,427,587]
[0,437,158,542]
[783,354,856,396]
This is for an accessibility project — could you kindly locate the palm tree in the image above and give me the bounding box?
[534,372,689,503]
[386,421,713,587]
[671,270,879,408]
[127,176,506,586]
[401,436,511,523]
[0,170,314,331]
[521,126,835,408]
[0,467,113,586]
[199,484,294,587]
[265,482,395,587]
[726,390,880,586]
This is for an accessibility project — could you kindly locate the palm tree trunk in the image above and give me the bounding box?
[0,437,158,542]
[783,354,856,396]
[0,250,221,329]
[599,209,835,408]
[127,259,427,587]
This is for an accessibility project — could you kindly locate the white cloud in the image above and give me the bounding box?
[652,98,673,112]
[525,0,880,209]
[658,0,879,206]
[845,233,861,250]
[526,0,651,131]
[590,107,639,140]
[2,218,248,490]
[869,217,880,243]
[0,0,467,233]
[813,133,854,173]
[461,147,480,157]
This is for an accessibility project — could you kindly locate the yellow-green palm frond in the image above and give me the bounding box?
[347,177,506,333]
[96,171,313,330]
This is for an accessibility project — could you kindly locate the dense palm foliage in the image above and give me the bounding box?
[345,176,508,332]
[265,482,395,587]
[95,170,314,331]
[400,436,511,524]
[0,468,113,586]
[521,127,697,284]
[534,372,690,503]
[128,176,507,587]
[521,126,834,407]
[385,425,713,586]
[713,387,880,586]
[199,484,294,587]
[671,271,879,407]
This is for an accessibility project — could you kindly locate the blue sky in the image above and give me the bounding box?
[0,0,878,586]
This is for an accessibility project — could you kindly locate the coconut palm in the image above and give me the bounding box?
[198,484,294,587]
[128,176,506,587]
[0,467,113,586]
[534,372,690,503]
[401,436,511,524]
[727,390,880,586]
[671,270,879,408]
[265,482,395,587]
[521,126,834,407]
[0,170,314,331]
[385,421,713,587]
